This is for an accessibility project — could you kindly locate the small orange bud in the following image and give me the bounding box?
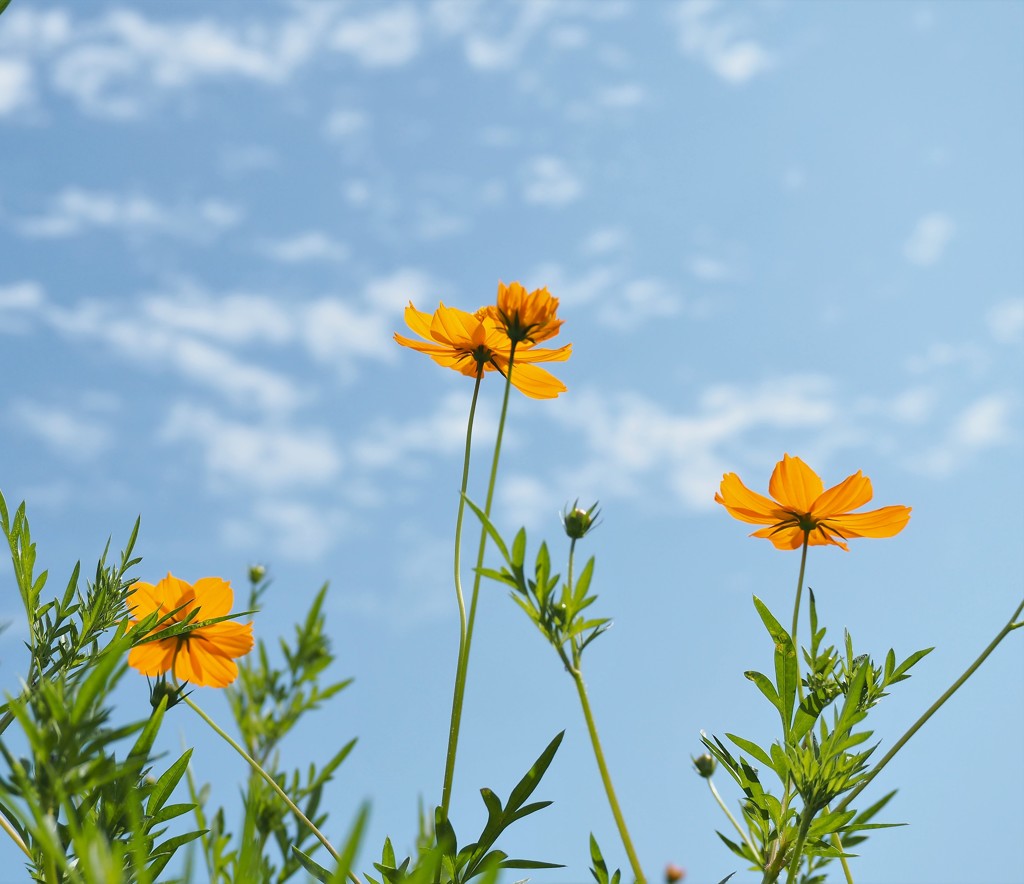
[665,863,686,883]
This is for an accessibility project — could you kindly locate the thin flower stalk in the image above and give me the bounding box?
[706,777,761,865]
[791,536,810,703]
[439,371,484,816]
[184,694,363,884]
[441,345,517,814]
[0,809,31,860]
[835,596,1024,815]
[564,540,644,883]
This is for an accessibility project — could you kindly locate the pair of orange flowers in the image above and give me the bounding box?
[394,281,572,399]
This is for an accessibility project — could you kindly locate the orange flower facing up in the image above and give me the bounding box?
[394,301,571,399]
[128,573,254,687]
[484,280,563,345]
[715,454,911,551]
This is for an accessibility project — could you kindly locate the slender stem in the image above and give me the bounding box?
[706,778,761,863]
[829,826,855,884]
[439,373,484,816]
[784,810,814,884]
[184,695,363,884]
[441,348,516,812]
[0,808,31,860]
[835,596,1024,814]
[571,670,645,883]
[790,536,810,703]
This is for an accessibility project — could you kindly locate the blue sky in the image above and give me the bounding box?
[1,1,1022,882]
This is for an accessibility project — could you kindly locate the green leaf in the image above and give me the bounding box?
[292,847,334,882]
[753,595,797,734]
[725,733,774,771]
[462,495,510,562]
[744,670,781,714]
[506,730,563,812]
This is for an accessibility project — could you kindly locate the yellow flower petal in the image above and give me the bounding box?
[811,471,872,518]
[826,505,912,538]
[715,473,789,525]
[768,454,824,512]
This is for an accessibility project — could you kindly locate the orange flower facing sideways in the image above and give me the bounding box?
[394,300,571,399]
[127,573,254,687]
[484,280,563,345]
[715,453,911,551]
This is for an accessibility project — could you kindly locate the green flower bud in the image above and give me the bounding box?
[149,676,188,711]
[692,753,717,778]
[562,499,601,540]
[248,563,267,585]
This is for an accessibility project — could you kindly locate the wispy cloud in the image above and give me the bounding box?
[915,393,1016,476]
[986,298,1024,344]
[329,4,421,68]
[521,156,584,207]
[0,58,33,115]
[160,402,342,492]
[672,0,775,84]
[262,231,350,264]
[903,212,955,266]
[2,5,337,118]
[221,498,350,562]
[0,281,46,331]
[9,399,113,461]
[15,188,242,241]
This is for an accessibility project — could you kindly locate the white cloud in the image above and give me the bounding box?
[263,231,350,263]
[597,83,646,108]
[10,400,112,461]
[0,59,34,115]
[324,108,369,140]
[17,188,242,241]
[142,288,295,346]
[0,280,46,311]
[160,402,341,491]
[598,278,679,327]
[673,0,775,84]
[906,340,988,376]
[688,255,732,281]
[581,228,628,256]
[916,393,1016,475]
[48,302,302,412]
[352,392,495,471]
[222,499,349,561]
[329,4,421,67]
[522,156,584,207]
[986,298,1024,344]
[903,212,955,266]
[550,376,838,509]
[13,5,336,118]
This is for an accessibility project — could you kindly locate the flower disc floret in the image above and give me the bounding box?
[714,453,911,550]
[128,573,254,688]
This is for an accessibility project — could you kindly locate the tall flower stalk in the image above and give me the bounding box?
[395,284,570,813]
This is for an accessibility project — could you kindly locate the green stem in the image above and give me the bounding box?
[440,346,516,814]
[791,536,810,703]
[184,695,363,884]
[439,373,484,816]
[571,670,645,883]
[0,808,31,860]
[835,596,1024,814]
[784,810,814,884]
[706,777,761,864]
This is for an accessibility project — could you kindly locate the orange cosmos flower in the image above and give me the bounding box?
[715,453,911,551]
[483,280,563,345]
[127,573,254,688]
[394,301,571,399]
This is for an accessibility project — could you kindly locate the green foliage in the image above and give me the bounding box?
[0,493,202,882]
[701,590,929,883]
[587,835,620,884]
[354,732,563,884]
[467,498,610,671]
[185,570,357,883]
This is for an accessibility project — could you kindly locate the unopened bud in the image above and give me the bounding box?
[665,863,686,882]
[562,500,600,540]
[692,753,717,778]
[248,564,267,585]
